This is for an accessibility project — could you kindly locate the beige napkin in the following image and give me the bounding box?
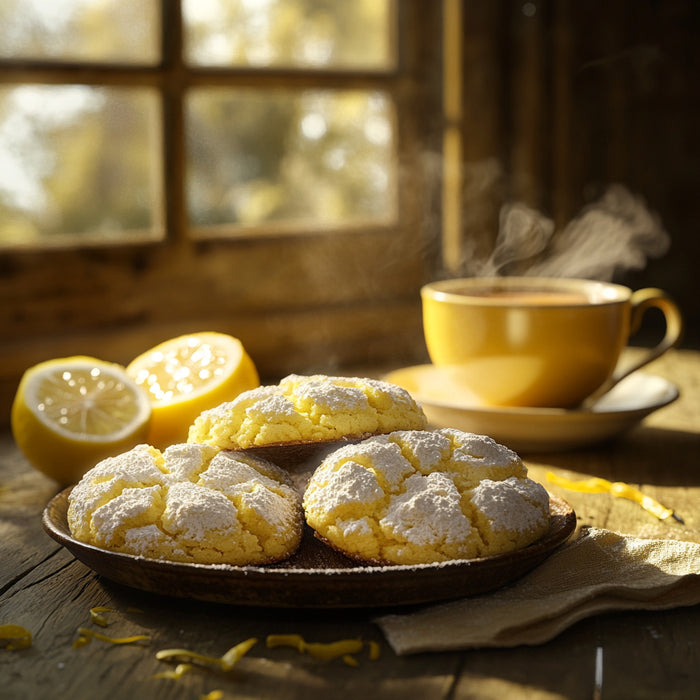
[375,527,700,655]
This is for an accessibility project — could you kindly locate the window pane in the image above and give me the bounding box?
[0,0,160,65]
[0,85,163,247]
[185,88,396,233]
[183,0,395,70]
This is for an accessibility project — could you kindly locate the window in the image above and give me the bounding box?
[0,1,442,421]
[182,0,394,69]
[184,88,396,236]
[0,84,162,246]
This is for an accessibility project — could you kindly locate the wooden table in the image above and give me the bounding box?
[1,349,699,700]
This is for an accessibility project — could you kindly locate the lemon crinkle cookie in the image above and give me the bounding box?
[302,428,550,565]
[187,374,427,450]
[67,443,303,565]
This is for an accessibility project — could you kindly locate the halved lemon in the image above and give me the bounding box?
[11,356,152,485]
[126,332,260,449]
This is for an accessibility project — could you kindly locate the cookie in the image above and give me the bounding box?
[67,443,303,565]
[187,374,427,450]
[302,429,550,565]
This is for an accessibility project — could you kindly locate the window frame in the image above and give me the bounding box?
[0,0,444,423]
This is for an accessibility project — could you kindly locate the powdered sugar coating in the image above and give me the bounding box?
[187,374,427,449]
[67,443,303,565]
[380,472,474,546]
[471,476,551,536]
[303,429,549,565]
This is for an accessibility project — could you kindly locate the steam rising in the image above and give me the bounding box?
[472,184,670,281]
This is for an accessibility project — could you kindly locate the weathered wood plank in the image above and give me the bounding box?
[2,347,699,700]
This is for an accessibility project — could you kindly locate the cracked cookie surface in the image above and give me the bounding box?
[302,429,550,565]
[67,443,303,565]
[187,374,427,450]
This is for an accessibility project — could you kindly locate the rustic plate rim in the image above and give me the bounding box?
[42,488,576,607]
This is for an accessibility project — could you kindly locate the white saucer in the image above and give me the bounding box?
[384,366,679,452]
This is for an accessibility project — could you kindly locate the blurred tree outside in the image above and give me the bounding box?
[186,89,394,231]
[0,85,161,246]
[0,0,159,63]
[0,0,396,247]
[183,0,393,68]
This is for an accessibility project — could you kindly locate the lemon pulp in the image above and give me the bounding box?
[31,365,144,439]
[126,332,259,449]
[11,356,151,485]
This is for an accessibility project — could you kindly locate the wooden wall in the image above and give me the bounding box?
[456,0,699,347]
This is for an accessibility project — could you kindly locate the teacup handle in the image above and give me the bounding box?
[583,287,684,405]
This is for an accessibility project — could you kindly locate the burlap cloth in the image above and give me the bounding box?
[375,527,700,655]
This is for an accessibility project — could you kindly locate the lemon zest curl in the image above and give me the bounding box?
[89,606,116,628]
[0,625,32,651]
[73,627,151,648]
[546,471,683,522]
[266,634,366,662]
[200,691,224,700]
[155,637,257,672]
[152,663,194,680]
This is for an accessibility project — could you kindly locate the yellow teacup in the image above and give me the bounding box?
[421,277,683,408]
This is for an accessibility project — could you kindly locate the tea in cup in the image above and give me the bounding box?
[420,276,683,408]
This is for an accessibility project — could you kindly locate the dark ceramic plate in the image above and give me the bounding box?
[43,489,575,609]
